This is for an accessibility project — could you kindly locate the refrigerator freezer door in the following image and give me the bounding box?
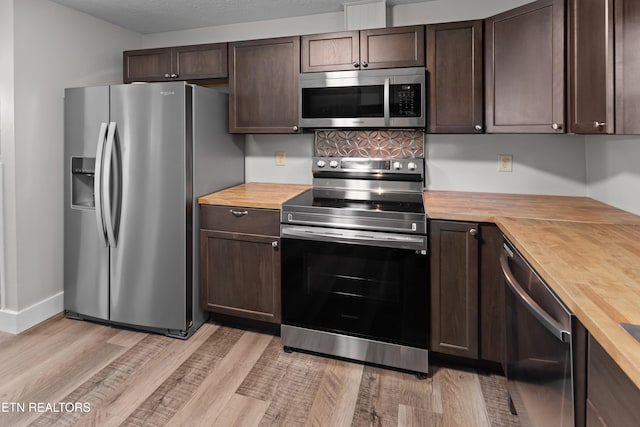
[108,82,189,331]
[64,86,110,320]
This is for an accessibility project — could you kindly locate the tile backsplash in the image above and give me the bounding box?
[315,130,424,159]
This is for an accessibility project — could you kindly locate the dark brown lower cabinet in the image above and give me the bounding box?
[478,224,504,364]
[586,334,640,426]
[200,206,281,323]
[430,220,504,363]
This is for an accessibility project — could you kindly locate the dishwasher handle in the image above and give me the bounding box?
[500,247,571,343]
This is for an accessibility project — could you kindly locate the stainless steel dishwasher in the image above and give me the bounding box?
[501,239,574,427]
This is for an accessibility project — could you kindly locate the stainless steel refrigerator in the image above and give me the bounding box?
[64,82,244,338]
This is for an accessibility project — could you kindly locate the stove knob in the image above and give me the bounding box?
[316,160,326,168]
[393,161,403,170]
[329,160,339,168]
[407,162,417,171]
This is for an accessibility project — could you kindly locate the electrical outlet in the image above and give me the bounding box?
[498,154,513,172]
[275,151,286,166]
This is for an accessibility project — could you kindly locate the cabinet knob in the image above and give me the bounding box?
[292,125,299,132]
[361,61,369,68]
[474,124,482,131]
[229,209,248,217]
[164,73,171,78]
[469,228,478,236]
[170,73,178,78]
[552,123,562,130]
[593,121,606,128]
[272,241,279,248]
[352,61,360,68]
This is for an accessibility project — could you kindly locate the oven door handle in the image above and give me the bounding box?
[500,247,571,343]
[281,225,427,251]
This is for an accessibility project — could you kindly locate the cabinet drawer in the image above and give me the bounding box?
[200,205,280,236]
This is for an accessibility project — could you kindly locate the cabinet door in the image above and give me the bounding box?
[485,0,565,133]
[478,224,504,364]
[569,0,614,134]
[301,31,360,72]
[427,21,483,134]
[587,335,640,426]
[173,43,228,80]
[229,37,301,133]
[430,220,479,359]
[360,26,425,69]
[615,0,640,134]
[123,48,171,83]
[201,230,280,323]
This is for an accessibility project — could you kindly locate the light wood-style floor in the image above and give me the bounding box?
[0,315,519,426]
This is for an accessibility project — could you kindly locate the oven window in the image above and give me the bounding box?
[301,86,384,118]
[282,238,429,348]
[306,252,401,302]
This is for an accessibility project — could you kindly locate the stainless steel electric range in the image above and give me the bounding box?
[280,156,429,375]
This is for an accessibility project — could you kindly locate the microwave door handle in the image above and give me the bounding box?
[500,248,571,343]
[384,78,390,127]
[281,226,426,251]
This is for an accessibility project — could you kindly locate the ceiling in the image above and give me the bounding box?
[50,0,431,34]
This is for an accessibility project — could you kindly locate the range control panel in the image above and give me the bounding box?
[312,157,424,176]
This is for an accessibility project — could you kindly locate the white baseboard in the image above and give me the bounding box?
[0,292,64,334]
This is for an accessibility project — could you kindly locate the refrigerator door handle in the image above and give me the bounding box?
[103,121,118,248]
[94,122,109,247]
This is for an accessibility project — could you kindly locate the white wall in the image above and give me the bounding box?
[390,0,535,25]
[143,0,588,196]
[0,0,16,310]
[245,135,315,185]
[426,134,586,195]
[142,12,344,48]
[0,0,140,327]
[586,136,640,215]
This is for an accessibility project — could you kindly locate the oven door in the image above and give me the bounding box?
[501,241,574,427]
[281,225,429,349]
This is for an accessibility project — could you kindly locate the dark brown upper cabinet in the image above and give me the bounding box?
[123,43,228,83]
[301,26,425,72]
[427,20,483,134]
[228,36,301,134]
[615,0,640,134]
[485,0,565,133]
[569,0,614,134]
[123,48,172,83]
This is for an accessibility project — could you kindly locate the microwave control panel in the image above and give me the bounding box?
[391,84,421,117]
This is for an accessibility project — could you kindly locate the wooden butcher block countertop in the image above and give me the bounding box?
[424,191,640,224]
[198,182,311,210]
[498,218,640,389]
[424,191,640,388]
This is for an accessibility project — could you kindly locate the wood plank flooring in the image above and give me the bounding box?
[0,316,520,426]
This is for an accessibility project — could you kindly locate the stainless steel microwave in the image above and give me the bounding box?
[299,67,426,129]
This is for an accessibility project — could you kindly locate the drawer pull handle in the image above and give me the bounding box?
[230,209,248,217]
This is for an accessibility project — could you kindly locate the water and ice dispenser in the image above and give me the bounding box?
[71,157,96,209]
